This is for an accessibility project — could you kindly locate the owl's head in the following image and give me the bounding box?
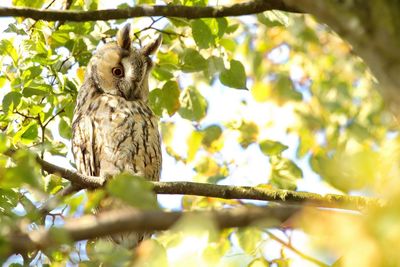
[86,24,162,102]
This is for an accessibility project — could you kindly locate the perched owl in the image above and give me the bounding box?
[71,24,162,248]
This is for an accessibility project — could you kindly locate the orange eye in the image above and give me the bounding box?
[112,67,124,77]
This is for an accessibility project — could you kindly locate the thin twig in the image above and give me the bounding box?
[265,230,329,267]
[43,107,65,128]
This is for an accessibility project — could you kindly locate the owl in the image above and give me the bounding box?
[71,24,162,248]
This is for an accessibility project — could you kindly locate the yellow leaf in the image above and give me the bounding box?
[187,131,203,162]
[76,67,86,83]
[251,82,271,102]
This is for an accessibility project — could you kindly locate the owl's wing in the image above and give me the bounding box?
[72,114,98,177]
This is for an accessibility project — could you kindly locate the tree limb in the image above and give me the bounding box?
[3,149,385,211]
[4,149,105,188]
[153,181,383,211]
[0,0,300,22]
[7,205,324,256]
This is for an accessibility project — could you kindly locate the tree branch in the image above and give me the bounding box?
[3,149,385,211]
[3,149,105,188]
[7,205,327,256]
[0,1,300,22]
[153,181,383,211]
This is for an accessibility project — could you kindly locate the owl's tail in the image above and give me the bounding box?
[96,197,152,249]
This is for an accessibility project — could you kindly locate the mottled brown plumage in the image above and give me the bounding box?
[72,24,162,248]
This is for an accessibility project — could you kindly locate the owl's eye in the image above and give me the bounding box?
[112,67,124,77]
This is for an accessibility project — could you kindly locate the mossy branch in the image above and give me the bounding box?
[3,149,385,212]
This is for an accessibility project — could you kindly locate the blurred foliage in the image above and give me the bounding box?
[1,0,400,266]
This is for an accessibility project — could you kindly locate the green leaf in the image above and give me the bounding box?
[22,84,51,97]
[259,140,288,156]
[2,150,40,189]
[58,117,72,139]
[219,38,236,52]
[191,19,215,49]
[107,173,158,209]
[5,23,26,35]
[0,39,18,64]
[50,31,71,48]
[202,125,222,147]
[0,188,19,215]
[226,23,239,34]
[20,122,38,140]
[137,0,155,4]
[65,194,85,214]
[273,74,302,103]
[236,228,262,255]
[248,258,270,267]
[153,66,174,81]
[0,76,6,88]
[2,92,22,113]
[203,18,228,39]
[220,60,247,89]
[88,240,131,266]
[44,174,64,194]
[179,87,208,121]
[206,56,225,78]
[12,0,44,8]
[257,13,285,27]
[270,156,302,190]
[0,133,7,153]
[149,81,181,116]
[238,121,259,149]
[216,18,228,38]
[180,48,207,72]
[20,66,43,82]
[258,11,289,27]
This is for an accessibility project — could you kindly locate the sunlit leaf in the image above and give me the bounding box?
[0,39,18,64]
[58,117,72,139]
[259,140,288,156]
[202,124,223,148]
[238,121,259,148]
[179,86,208,121]
[20,122,39,141]
[107,173,158,209]
[191,19,215,49]
[12,0,44,8]
[220,60,247,89]
[187,131,203,162]
[236,228,263,255]
[2,92,22,113]
[251,82,271,102]
[149,81,181,116]
[269,156,302,190]
[248,258,270,267]
[180,48,207,72]
[2,150,40,189]
[272,74,302,104]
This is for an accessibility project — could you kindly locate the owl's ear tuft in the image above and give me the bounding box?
[117,24,131,50]
[141,35,162,57]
